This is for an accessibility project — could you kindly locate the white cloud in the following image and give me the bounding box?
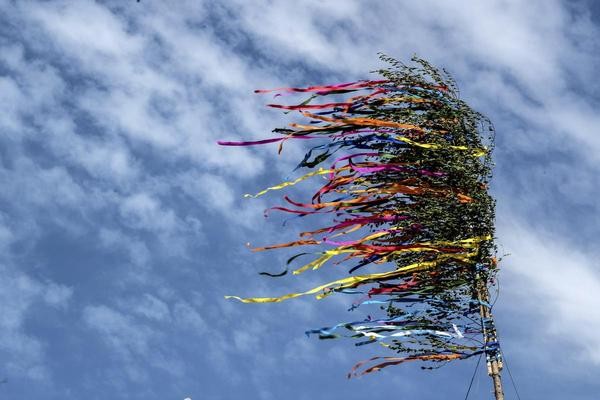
[499,218,600,363]
[82,297,206,384]
[83,304,155,364]
[29,1,143,59]
[0,75,25,132]
[0,261,72,381]
[181,173,235,213]
[173,301,207,333]
[98,228,152,275]
[24,0,268,179]
[129,294,171,322]
[43,282,73,309]
[120,193,177,233]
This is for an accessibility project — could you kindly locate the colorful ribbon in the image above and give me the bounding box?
[219,55,499,378]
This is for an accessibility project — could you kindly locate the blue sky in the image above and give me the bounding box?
[1,0,599,399]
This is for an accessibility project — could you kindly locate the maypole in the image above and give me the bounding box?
[219,55,504,398]
[476,276,504,399]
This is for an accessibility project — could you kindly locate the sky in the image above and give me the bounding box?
[0,0,600,399]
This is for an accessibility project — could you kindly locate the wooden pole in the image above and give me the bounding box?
[476,273,504,400]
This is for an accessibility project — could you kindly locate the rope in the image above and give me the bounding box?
[463,353,483,400]
[502,350,523,400]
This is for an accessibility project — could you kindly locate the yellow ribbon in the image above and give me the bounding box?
[225,260,436,304]
[291,235,491,275]
[224,248,486,304]
[243,168,333,198]
[395,136,487,156]
[378,96,432,104]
